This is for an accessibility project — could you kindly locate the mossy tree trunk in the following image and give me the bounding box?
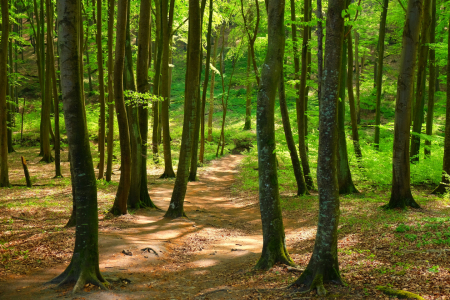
[105,0,115,182]
[110,0,131,215]
[96,0,106,180]
[297,0,314,190]
[374,0,388,150]
[0,0,9,187]
[410,0,431,163]
[164,0,201,219]
[52,0,107,293]
[432,15,450,195]
[160,0,176,178]
[386,0,424,209]
[292,0,345,294]
[136,0,159,208]
[425,0,436,158]
[254,0,294,271]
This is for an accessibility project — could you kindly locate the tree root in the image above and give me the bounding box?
[377,286,424,300]
[290,267,343,296]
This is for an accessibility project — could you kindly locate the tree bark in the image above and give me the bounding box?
[152,0,162,162]
[244,43,252,130]
[207,34,218,142]
[316,0,323,102]
[51,0,107,293]
[374,0,389,149]
[110,0,131,215]
[105,0,115,182]
[97,0,106,180]
[0,0,9,187]
[164,0,201,218]
[355,30,361,124]
[254,0,294,270]
[292,0,345,295]
[410,0,431,163]
[386,0,424,209]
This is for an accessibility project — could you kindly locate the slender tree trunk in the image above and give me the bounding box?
[105,0,115,182]
[97,0,106,179]
[355,30,360,124]
[279,75,308,196]
[7,33,14,154]
[110,0,131,216]
[199,0,214,161]
[292,0,345,295]
[0,0,9,187]
[51,0,107,293]
[41,20,54,163]
[152,0,162,162]
[207,34,218,142]
[159,0,176,178]
[347,31,362,159]
[240,0,260,86]
[244,43,252,130]
[297,0,314,190]
[374,0,388,149]
[316,0,323,102]
[386,0,424,209]
[432,15,450,195]
[254,0,294,271]
[425,0,436,158]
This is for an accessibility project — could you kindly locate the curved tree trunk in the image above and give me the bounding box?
[374,0,388,149]
[164,0,201,218]
[51,0,107,293]
[110,0,131,215]
[0,0,9,187]
[254,0,294,270]
[386,0,424,209]
[292,0,345,295]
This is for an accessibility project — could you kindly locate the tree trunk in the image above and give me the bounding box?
[347,31,362,159]
[279,75,308,196]
[410,0,431,162]
[0,0,9,187]
[354,30,360,124]
[240,0,260,86]
[152,0,162,162]
[254,0,294,271]
[297,0,314,190]
[244,43,252,130]
[51,0,107,293]
[316,0,323,102]
[105,0,115,182]
[160,0,176,178]
[97,0,106,180]
[164,0,201,218]
[386,0,424,209]
[432,15,450,195]
[292,0,345,295]
[374,0,388,149]
[424,0,436,158]
[110,0,131,216]
[207,34,218,142]
[7,36,14,154]
[41,22,54,163]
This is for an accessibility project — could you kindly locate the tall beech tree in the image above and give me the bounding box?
[292,0,345,294]
[164,0,201,218]
[254,0,294,270]
[410,0,431,162]
[110,0,131,215]
[105,0,115,182]
[432,15,450,195]
[425,0,436,158]
[374,0,388,149]
[207,34,219,142]
[96,0,106,180]
[51,0,107,292]
[0,0,9,187]
[385,0,423,210]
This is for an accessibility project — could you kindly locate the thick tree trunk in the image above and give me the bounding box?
[97,0,106,180]
[386,0,424,209]
[297,0,314,190]
[160,0,176,178]
[254,0,294,271]
[424,0,436,158]
[432,15,450,195]
[52,0,107,293]
[279,75,308,196]
[0,0,9,187]
[410,0,431,163]
[105,0,115,182]
[110,0,131,215]
[164,0,201,218]
[207,34,218,142]
[292,0,345,295]
[374,0,388,149]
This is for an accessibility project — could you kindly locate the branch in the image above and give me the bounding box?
[171,17,189,38]
[397,0,407,13]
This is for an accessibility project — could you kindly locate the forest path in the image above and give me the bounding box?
[0,154,270,299]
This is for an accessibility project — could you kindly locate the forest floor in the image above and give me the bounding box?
[1,150,450,299]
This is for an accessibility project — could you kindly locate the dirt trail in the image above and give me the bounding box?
[0,154,268,299]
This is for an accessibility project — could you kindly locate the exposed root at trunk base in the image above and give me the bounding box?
[254,247,295,270]
[377,286,424,299]
[159,172,176,179]
[48,261,108,294]
[290,267,343,296]
[164,209,187,219]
